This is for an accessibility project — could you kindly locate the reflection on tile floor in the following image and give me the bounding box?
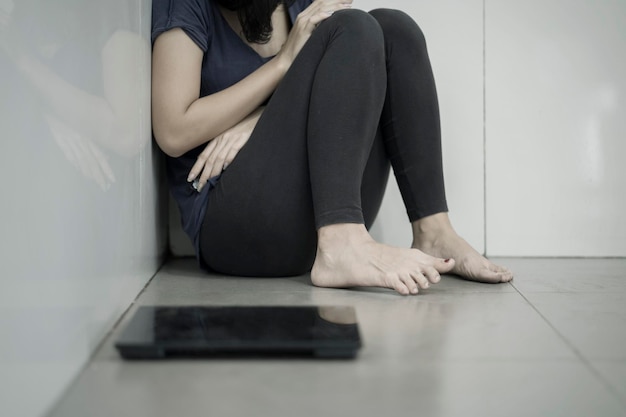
[48,258,626,417]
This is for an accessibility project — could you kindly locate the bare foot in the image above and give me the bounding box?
[311,224,455,295]
[412,213,513,283]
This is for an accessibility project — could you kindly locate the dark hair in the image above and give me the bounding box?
[215,0,296,44]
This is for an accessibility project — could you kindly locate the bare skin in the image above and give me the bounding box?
[311,214,513,295]
[411,213,514,283]
[311,224,456,296]
[152,1,513,294]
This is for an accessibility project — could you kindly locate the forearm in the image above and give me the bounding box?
[16,53,117,141]
[153,55,288,158]
[13,31,147,157]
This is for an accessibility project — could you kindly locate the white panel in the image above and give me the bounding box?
[486,0,626,256]
[0,1,165,416]
[357,0,486,252]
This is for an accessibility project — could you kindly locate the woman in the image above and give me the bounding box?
[151,0,513,295]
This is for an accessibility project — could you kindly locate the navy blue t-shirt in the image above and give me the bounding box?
[152,0,312,260]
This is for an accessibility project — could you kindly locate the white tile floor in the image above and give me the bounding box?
[47,258,626,417]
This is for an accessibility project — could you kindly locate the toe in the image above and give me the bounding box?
[411,272,430,290]
[488,263,514,282]
[401,274,420,294]
[392,277,411,295]
[471,268,507,284]
[435,257,455,274]
[423,266,441,284]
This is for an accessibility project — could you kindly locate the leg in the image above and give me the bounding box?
[201,10,453,294]
[369,9,512,282]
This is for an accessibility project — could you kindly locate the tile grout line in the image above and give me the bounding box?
[88,261,165,360]
[511,283,626,408]
[482,0,488,256]
[44,262,166,417]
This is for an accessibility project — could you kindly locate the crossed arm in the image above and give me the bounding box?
[151,0,353,191]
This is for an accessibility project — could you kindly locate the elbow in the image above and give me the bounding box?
[153,127,187,158]
[160,140,186,158]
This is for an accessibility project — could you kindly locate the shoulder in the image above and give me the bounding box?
[152,0,214,51]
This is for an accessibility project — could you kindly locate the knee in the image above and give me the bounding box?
[369,8,427,50]
[324,9,384,47]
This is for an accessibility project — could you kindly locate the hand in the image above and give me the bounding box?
[187,107,264,192]
[45,113,116,191]
[277,0,353,67]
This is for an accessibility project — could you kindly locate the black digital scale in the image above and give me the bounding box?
[115,306,362,359]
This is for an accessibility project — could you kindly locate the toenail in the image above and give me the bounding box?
[444,259,451,263]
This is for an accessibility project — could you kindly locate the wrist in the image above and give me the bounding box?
[272,52,291,76]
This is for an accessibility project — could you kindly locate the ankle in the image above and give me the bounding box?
[317,223,371,250]
[412,213,452,235]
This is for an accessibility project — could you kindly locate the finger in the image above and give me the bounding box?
[77,140,107,190]
[88,142,115,185]
[309,4,351,26]
[209,134,240,177]
[302,1,351,26]
[67,138,91,179]
[54,135,75,163]
[208,146,228,178]
[223,146,239,170]
[188,140,217,182]
[223,134,248,169]
[197,139,227,190]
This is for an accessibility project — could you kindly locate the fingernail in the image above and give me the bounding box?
[444,259,451,263]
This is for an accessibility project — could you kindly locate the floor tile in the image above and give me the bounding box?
[306,290,576,361]
[592,360,626,404]
[48,359,625,417]
[97,286,573,363]
[147,258,516,298]
[53,258,626,417]
[523,292,626,360]
[498,258,626,294]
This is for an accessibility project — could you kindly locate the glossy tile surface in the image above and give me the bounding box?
[485,0,626,256]
[48,258,626,417]
[0,1,164,417]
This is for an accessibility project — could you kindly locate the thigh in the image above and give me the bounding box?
[199,41,324,277]
[200,12,391,277]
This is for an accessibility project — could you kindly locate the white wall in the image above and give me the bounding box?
[485,0,626,256]
[170,0,488,256]
[365,0,626,257]
[358,0,486,252]
[172,0,626,257]
[0,1,165,416]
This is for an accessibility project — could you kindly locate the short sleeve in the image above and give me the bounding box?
[152,0,213,52]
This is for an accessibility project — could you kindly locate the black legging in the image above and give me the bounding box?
[200,9,447,277]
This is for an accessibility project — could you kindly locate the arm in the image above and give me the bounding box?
[151,0,354,158]
[9,30,149,157]
[151,28,288,158]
